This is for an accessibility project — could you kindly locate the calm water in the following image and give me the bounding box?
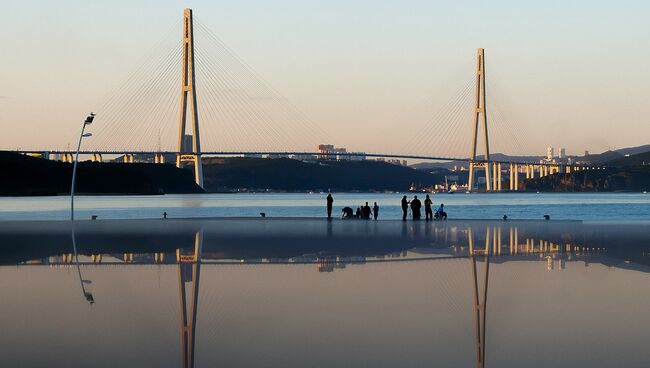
[0,192,649,221]
[1,219,650,368]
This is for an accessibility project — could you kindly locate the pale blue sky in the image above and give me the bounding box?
[1,0,648,155]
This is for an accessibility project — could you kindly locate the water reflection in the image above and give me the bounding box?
[178,230,203,368]
[71,224,95,304]
[2,219,650,367]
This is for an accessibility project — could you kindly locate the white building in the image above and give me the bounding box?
[338,152,366,161]
[558,148,566,159]
[546,147,554,161]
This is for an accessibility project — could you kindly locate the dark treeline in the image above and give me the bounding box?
[0,152,203,196]
[202,157,454,192]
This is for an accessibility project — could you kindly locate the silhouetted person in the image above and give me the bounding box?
[373,202,379,220]
[363,202,371,219]
[355,207,362,218]
[326,194,334,219]
[342,207,353,219]
[411,195,422,220]
[401,196,409,221]
[163,212,167,219]
[424,194,433,221]
[437,204,447,220]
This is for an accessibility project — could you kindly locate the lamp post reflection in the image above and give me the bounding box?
[71,224,94,304]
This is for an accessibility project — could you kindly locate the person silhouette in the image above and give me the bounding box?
[373,202,379,220]
[437,203,447,220]
[401,196,409,221]
[326,193,334,219]
[363,202,371,219]
[424,194,433,221]
[411,195,422,220]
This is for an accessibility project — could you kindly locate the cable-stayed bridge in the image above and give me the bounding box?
[11,8,604,192]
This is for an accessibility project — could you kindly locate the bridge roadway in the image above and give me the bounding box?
[11,149,602,167]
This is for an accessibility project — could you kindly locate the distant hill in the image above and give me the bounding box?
[614,144,650,156]
[577,150,624,164]
[202,157,450,192]
[0,151,203,196]
[607,151,650,166]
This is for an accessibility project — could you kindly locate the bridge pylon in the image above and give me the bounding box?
[176,8,204,188]
[467,48,492,192]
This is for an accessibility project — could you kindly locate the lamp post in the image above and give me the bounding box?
[71,113,95,221]
[70,112,96,304]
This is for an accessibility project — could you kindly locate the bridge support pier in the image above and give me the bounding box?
[496,163,502,191]
[514,164,519,190]
[509,164,514,191]
[123,154,134,163]
[154,153,166,164]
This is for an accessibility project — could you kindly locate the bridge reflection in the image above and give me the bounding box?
[177,230,203,368]
[10,220,650,367]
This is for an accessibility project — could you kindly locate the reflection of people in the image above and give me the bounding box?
[411,195,422,220]
[373,202,379,220]
[424,195,433,221]
[401,196,409,221]
[341,207,353,219]
[326,194,334,219]
[436,204,447,220]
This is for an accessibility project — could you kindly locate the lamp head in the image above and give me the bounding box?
[84,292,95,304]
[84,112,96,125]
[82,133,92,138]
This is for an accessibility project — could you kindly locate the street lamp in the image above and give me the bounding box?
[70,112,96,304]
[71,112,95,221]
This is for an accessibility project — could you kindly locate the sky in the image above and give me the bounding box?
[0,0,649,156]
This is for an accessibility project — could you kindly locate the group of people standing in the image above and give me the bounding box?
[326,193,446,221]
[401,194,446,221]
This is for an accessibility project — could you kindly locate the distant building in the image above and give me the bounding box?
[546,147,554,161]
[317,144,335,160]
[317,144,364,161]
[291,154,316,161]
[385,159,407,166]
[558,147,566,159]
[267,153,289,159]
[584,150,590,156]
[338,152,366,161]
